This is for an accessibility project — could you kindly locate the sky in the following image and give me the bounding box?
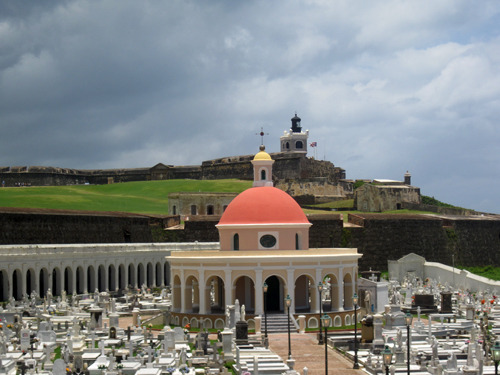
[1,1,500,214]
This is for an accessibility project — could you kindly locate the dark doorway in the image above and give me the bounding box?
[265,276,282,312]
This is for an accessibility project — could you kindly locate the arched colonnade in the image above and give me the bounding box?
[0,243,220,302]
[170,258,358,316]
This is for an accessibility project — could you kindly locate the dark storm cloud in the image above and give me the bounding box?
[1,1,500,213]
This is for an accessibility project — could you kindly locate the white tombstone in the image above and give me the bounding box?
[174,327,186,343]
[20,328,31,351]
[53,359,67,375]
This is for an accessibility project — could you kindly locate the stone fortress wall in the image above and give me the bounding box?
[2,208,497,273]
[0,152,349,196]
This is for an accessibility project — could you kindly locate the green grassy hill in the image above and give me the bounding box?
[0,179,252,215]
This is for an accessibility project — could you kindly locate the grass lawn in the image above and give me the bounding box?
[0,179,439,220]
[0,179,252,215]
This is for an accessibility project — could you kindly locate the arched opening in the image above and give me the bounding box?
[12,269,22,300]
[64,267,73,295]
[52,268,61,296]
[294,274,313,313]
[190,205,197,215]
[87,266,95,294]
[147,262,154,287]
[172,275,182,312]
[286,142,290,149]
[108,265,116,291]
[173,205,177,215]
[0,270,8,301]
[233,233,239,251]
[261,169,266,181]
[206,276,225,313]
[155,262,162,287]
[137,264,145,288]
[295,233,301,250]
[76,267,84,294]
[295,141,303,149]
[185,275,200,313]
[118,264,126,291]
[324,274,339,311]
[26,268,35,296]
[39,268,48,298]
[234,276,255,313]
[207,205,214,215]
[128,264,136,289]
[264,275,284,313]
[98,265,106,292]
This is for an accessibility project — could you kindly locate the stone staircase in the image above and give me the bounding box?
[263,313,294,333]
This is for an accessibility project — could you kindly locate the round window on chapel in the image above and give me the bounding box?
[260,234,277,248]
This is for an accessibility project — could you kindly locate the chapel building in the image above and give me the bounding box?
[167,146,362,330]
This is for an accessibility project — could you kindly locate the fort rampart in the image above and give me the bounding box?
[0,153,347,193]
[1,209,498,271]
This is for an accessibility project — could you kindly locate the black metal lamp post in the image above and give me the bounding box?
[353,293,359,369]
[318,282,324,344]
[382,345,393,375]
[405,312,413,375]
[321,314,331,375]
[492,341,500,375]
[285,294,292,359]
[263,282,268,342]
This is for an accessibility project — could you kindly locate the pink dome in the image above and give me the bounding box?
[218,186,309,225]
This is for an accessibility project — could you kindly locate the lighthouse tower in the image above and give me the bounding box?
[280,113,309,154]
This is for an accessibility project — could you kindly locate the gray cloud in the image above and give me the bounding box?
[1,0,499,213]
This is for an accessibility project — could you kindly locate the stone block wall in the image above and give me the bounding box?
[307,214,344,248]
[343,214,450,271]
[275,178,344,198]
[342,214,500,271]
[0,208,153,244]
[354,184,420,212]
[449,218,500,267]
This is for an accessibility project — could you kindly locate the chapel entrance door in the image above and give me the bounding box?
[265,275,284,313]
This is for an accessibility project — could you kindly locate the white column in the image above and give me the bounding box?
[198,268,206,314]
[338,267,344,311]
[71,265,77,294]
[122,264,127,291]
[224,269,232,306]
[255,269,263,315]
[315,267,323,314]
[180,269,186,313]
[7,269,12,300]
[287,268,295,314]
[82,265,88,294]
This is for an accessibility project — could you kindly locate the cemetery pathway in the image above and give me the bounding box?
[267,332,363,375]
[115,316,363,374]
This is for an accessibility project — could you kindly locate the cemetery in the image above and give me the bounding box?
[0,254,499,375]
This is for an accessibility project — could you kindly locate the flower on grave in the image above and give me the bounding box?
[481,299,486,304]
[166,367,176,374]
[116,364,123,369]
[491,300,495,305]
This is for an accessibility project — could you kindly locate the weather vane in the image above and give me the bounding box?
[256,127,269,145]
